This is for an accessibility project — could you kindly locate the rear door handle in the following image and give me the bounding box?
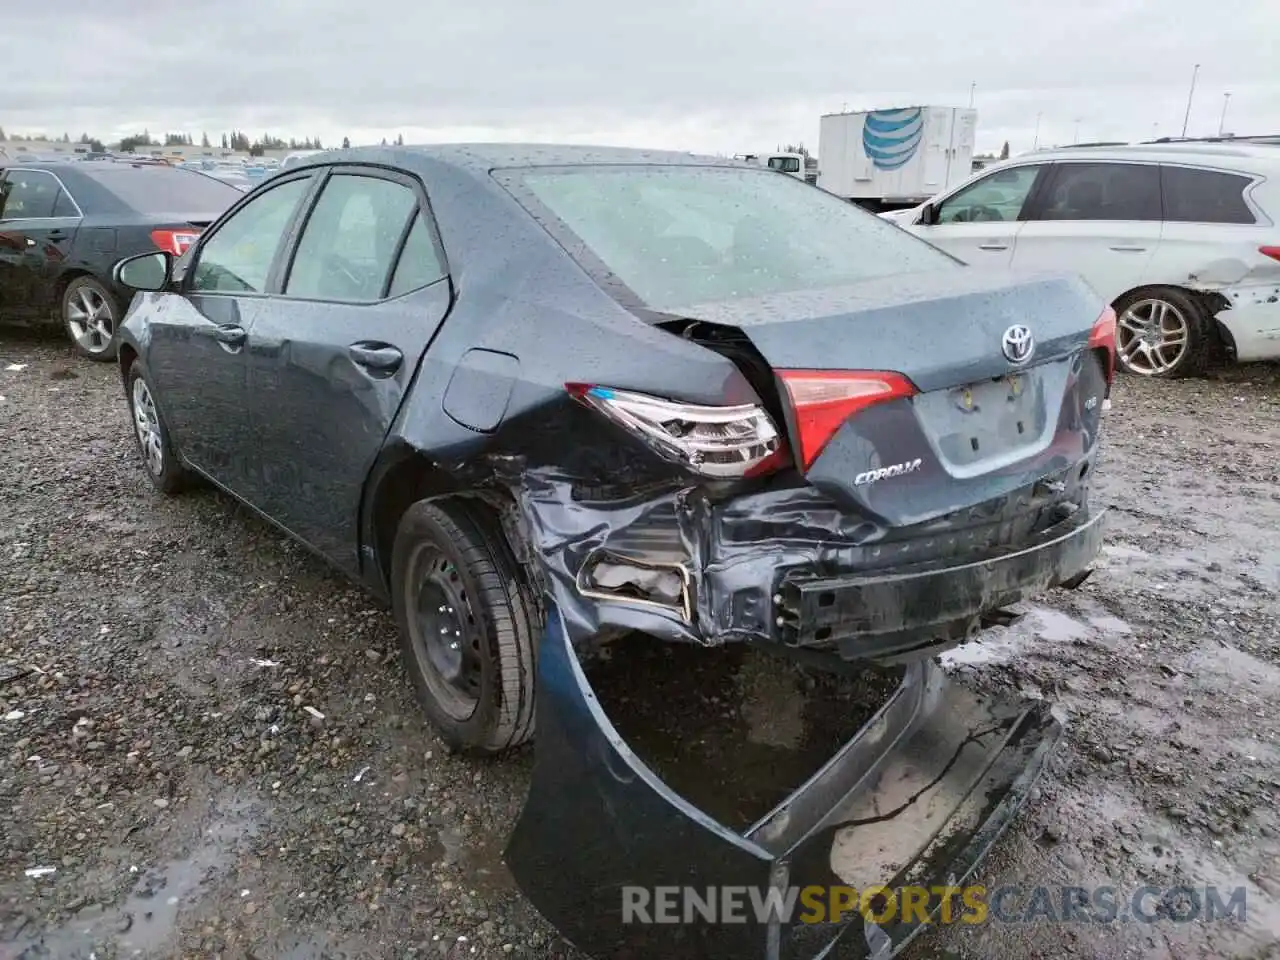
[45,230,68,242]
[348,342,403,374]
[213,324,247,347]
[1109,245,1148,252]
[977,243,1009,251]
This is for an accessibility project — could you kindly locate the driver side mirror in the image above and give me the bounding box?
[114,251,173,292]
[918,202,938,226]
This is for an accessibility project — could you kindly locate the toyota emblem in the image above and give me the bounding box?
[1002,325,1035,364]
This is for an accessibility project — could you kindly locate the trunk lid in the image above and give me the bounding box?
[674,269,1110,527]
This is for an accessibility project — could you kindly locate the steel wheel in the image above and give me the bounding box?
[131,376,164,477]
[66,284,116,356]
[405,546,484,722]
[1116,298,1189,376]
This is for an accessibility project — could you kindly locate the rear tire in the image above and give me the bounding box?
[62,276,121,362]
[391,499,539,755]
[1113,287,1216,379]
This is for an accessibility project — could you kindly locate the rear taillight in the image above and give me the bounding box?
[1088,306,1117,387]
[566,384,785,478]
[151,229,200,256]
[777,370,917,470]
[1259,246,1280,263]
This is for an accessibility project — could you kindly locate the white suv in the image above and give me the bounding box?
[882,143,1280,377]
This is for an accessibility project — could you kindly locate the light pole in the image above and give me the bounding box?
[968,82,976,108]
[1073,118,1082,144]
[1218,92,1232,136]
[1032,113,1042,150]
[1180,63,1200,137]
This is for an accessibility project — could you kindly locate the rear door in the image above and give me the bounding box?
[0,168,82,318]
[907,162,1049,266]
[244,166,452,571]
[1011,160,1163,303]
[144,172,318,493]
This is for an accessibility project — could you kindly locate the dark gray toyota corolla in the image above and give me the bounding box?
[112,144,1114,959]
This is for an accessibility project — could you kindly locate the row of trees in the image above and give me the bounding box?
[1,125,375,157]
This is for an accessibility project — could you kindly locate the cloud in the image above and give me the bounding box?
[5,0,1277,154]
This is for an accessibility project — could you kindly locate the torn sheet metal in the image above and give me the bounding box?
[511,463,1103,662]
[504,603,1063,960]
[1213,283,1280,362]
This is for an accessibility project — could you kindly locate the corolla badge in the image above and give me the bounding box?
[1002,324,1035,364]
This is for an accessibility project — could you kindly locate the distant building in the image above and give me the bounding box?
[0,139,295,162]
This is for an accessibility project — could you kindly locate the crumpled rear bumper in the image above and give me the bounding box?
[504,605,1063,959]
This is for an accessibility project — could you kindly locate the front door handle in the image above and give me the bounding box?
[45,230,68,242]
[1109,245,1148,252]
[348,342,403,374]
[977,243,1009,251]
[213,324,247,347]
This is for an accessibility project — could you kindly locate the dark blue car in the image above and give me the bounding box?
[110,144,1114,958]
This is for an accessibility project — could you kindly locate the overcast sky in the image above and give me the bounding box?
[6,0,1277,157]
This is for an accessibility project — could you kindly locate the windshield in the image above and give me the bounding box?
[506,165,955,310]
[768,156,802,173]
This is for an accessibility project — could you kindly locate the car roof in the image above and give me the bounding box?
[1007,141,1280,172]
[292,143,745,175]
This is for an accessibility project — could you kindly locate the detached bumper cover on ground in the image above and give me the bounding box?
[504,603,1069,959]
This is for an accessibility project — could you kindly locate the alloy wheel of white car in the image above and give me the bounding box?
[1116,297,1191,377]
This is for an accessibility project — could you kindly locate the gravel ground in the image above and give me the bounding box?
[2,327,1279,960]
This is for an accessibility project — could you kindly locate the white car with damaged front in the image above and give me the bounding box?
[881,143,1280,377]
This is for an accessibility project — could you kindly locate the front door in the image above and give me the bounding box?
[0,168,81,319]
[145,173,318,493]
[909,162,1049,267]
[245,167,452,572]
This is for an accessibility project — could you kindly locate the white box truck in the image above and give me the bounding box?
[818,106,977,211]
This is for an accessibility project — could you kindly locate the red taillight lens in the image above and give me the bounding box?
[1259,246,1280,263]
[1088,306,1117,386]
[777,370,917,470]
[151,229,200,256]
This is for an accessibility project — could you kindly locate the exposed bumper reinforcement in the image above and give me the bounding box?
[504,604,1064,959]
[781,507,1107,659]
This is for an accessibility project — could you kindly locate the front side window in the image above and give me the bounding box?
[0,170,63,219]
[1034,162,1161,222]
[936,165,1043,223]
[507,164,956,311]
[1162,166,1256,224]
[190,176,313,294]
[285,174,420,301]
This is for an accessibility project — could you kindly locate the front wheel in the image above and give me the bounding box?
[125,362,189,494]
[1114,287,1216,378]
[391,499,539,755]
[62,276,121,361]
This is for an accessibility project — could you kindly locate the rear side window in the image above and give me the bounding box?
[0,170,62,219]
[1033,162,1162,222]
[52,188,80,217]
[285,174,420,302]
[86,167,242,214]
[1161,166,1256,224]
[387,216,446,297]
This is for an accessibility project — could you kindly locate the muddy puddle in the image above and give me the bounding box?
[586,638,903,831]
[9,795,259,959]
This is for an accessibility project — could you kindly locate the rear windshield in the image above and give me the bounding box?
[503,164,956,310]
[84,166,243,214]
